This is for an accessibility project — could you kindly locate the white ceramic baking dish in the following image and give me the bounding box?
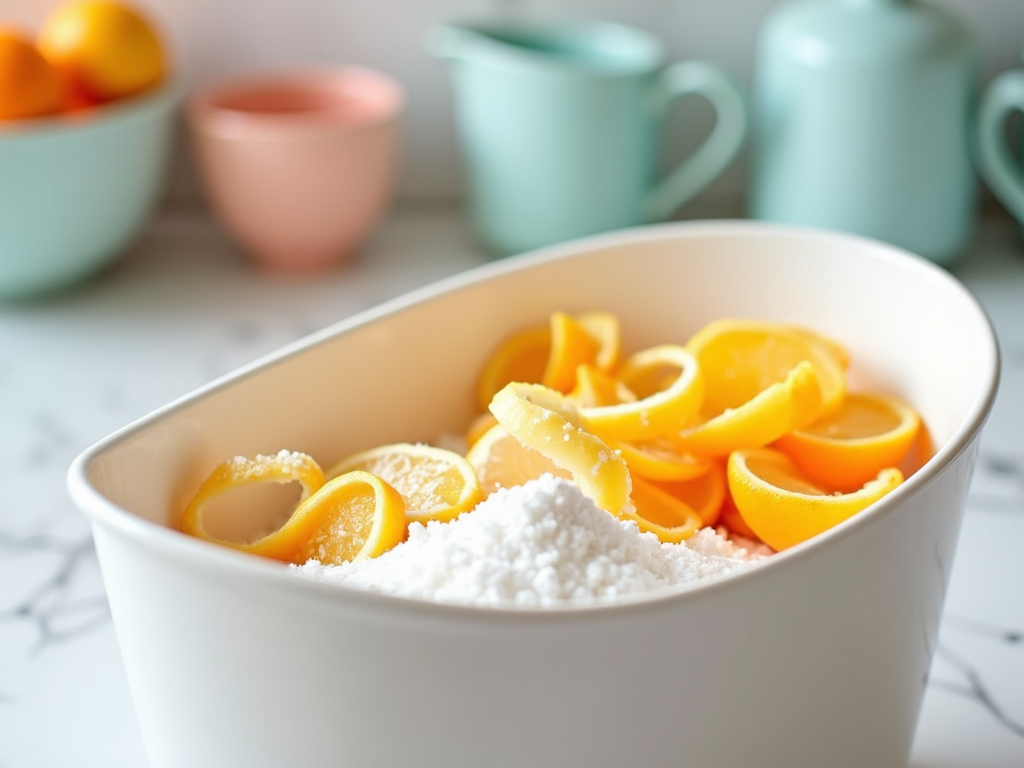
[68,220,999,768]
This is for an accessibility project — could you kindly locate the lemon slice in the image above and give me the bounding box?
[178,450,325,562]
[674,361,823,457]
[623,475,704,543]
[489,382,631,515]
[327,443,483,525]
[685,318,846,420]
[580,345,704,441]
[466,422,571,496]
[775,392,921,493]
[293,470,407,564]
[727,447,903,551]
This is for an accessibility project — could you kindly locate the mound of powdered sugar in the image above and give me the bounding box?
[294,474,762,608]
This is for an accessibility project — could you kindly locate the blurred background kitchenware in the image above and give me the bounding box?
[748,0,977,266]
[976,50,1024,232]
[0,79,180,299]
[426,19,747,257]
[188,66,403,271]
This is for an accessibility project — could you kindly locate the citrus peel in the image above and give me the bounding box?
[727,446,903,551]
[178,450,325,561]
[624,475,704,543]
[327,442,483,525]
[294,470,407,564]
[610,435,712,482]
[674,360,823,457]
[685,318,846,420]
[580,344,703,441]
[542,311,601,393]
[489,381,631,515]
[775,392,920,493]
[649,462,727,527]
[569,364,636,409]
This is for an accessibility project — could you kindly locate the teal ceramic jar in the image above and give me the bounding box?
[749,0,977,264]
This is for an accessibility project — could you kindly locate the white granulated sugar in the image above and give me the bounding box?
[295,474,761,608]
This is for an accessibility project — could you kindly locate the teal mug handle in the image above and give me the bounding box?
[642,61,748,223]
[976,69,1024,226]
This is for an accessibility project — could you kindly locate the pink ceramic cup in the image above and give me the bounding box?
[188,67,403,271]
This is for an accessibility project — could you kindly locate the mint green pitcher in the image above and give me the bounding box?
[976,49,1024,230]
[426,20,747,257]
[749,0,978,265]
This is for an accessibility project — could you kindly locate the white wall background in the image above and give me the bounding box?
[8,0,1024,209]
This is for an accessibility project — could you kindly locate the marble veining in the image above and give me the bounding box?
[0,532,106,653]
[933,616,1024,738]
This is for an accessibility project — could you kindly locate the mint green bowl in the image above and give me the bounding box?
[0,81,180,300]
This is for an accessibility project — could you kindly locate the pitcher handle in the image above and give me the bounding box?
[976,69,1024,226]
[642,61,747,223]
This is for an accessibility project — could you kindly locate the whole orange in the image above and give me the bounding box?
[0,26,65,120]
[37,1,166,104]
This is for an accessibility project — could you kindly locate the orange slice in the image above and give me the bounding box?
[568,364,636,408]
[475,311,622,409]
[775,392,921,492]
[685,318,846,422]
[178,450,325,561]
[178,454,404,564]
[576,311,621,372]
[898,419,935,479]
[610,435,712,482]
[674,361,823,457]
[580,345,704,441]
[542,311,601,393]
[293,471,407,564]
[727,447,903,551]
[489,381,631,515]
[650,461,727,527]
[465,422,571,496]
[623,475,704,543]
[475,325,551,411]
[326,443,483,525]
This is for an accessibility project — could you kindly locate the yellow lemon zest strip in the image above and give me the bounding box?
[489,382,632,515]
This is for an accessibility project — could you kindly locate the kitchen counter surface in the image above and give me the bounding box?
[1,204,1022,767]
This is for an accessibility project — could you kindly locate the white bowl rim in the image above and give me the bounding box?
[66,219,1002,622]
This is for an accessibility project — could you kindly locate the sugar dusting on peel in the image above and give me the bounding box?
[294,474,763,608]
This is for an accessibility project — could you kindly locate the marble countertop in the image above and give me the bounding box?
[1,204,1022,767]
